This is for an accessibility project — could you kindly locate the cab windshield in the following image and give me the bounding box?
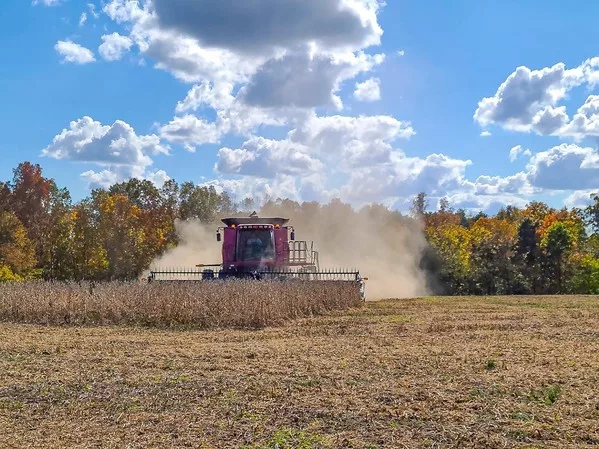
[238,228,275,262]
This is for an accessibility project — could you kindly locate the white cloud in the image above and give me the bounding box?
[101,0,386,114]
[42,117,168,188]
[146,169,171,188]
[174,81,300,138]
[239,51,384,109]
[102,0,265,84]
[470,172,533,196]
[79,12,87,27]
[217,137,323,179]
[526,143,599,191]
[55,40,96,64]
[80,167,171,190]
[99,32,134,61]
[339,153,473,206]
[290,113,415,158]
[176,81,235,113]
[354,78,381,102]
[564,190,597,208]
[33,0,60,6]
[474,57,599,138]
[509,145,532,162]
[204,175,303,204]
[88,3,100,19]
[42,0,599,214]
[560,95,599,140]
[397,50,405,57]
[446,192,530,215]
[159,115,222,152]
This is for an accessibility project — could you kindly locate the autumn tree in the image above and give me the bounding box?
[426,223,472,294]
[0,211,36,280]
[69,201,109,280]
[0,182,10,212]
[7,162,72,277]
[98,194,146,280]
[469,217,517,294]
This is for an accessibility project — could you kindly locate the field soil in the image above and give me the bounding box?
[1,296,599,448]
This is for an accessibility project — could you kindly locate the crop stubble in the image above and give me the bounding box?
[1,295,599,448]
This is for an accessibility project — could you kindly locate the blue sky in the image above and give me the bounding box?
[2,0,599,212]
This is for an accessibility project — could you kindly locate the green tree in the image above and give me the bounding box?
[179,183,224,224]
[568,254,599,294]
[542,222,573,293]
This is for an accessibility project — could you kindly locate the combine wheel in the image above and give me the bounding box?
[202,269,215,280]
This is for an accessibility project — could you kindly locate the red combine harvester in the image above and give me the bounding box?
[148,213,367,298]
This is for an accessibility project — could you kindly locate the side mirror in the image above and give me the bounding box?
[290,231,295,241]
[216,231,221,242]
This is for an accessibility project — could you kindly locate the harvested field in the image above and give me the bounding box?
[0,280,363,329]
[1,295,599,448]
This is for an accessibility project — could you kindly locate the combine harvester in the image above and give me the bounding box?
[148,213,367,299]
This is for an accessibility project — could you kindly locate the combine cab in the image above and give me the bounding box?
[148,214,367,299]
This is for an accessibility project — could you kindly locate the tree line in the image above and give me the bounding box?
[1,162,599,294]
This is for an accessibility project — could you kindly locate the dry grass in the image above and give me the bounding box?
[0,280,363,329]
[1,295,599,448]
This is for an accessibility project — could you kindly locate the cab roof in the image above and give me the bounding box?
[221,217,290,227]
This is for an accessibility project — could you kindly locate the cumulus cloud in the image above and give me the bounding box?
[474,57,599,138]
[290,114,414,154]
[203,175,304,204]
[101,0,387,116]
[45,0,598,214]
[79,12,87,27]
[526,143,599,191]
[174,81,300,138]
[339,153,472,206]
[159,115,222,152]
[42,116,169,188]
[103,0,258,84]
[207,112,485,209]
[470,172,532,196]
[99,32,133,61]
[152,0,383,55]
[560,95,599,140]
[55,40,96,64]
[240,51,383,109]
[176,81,235,113]
[146,169,171,187]
[509,145,532,162]
[354,77,381,102]
[564,190,597,208]
[80,167,170,189]
[216,137,323,179]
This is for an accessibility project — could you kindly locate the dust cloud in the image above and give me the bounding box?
[150,219,221,270]
[148,203,431,300]
[260,201,430,300]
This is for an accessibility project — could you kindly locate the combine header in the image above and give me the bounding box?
[148,213,367,299]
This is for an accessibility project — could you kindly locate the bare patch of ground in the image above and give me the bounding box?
[1,295,599,448]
